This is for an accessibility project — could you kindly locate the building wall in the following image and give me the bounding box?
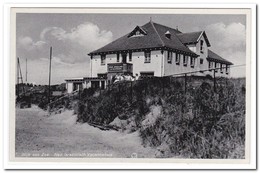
[90,34,231,78]
[66,82,74,93]
[206,62,231,77]
[163,51,197,76]
[91,50,163,77]
[186,34,230,77]
[131,50,162,77]
[91,54,119,77]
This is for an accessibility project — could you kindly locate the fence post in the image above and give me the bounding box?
[130,81,133,103]
[162,78,165,96]
[184,74,187,93]
[214,70,216,92]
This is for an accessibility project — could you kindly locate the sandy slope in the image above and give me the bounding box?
[15,106,155,158]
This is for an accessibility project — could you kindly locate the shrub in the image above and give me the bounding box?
[76,77,245,158]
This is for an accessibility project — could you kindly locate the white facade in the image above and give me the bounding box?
[89,33,231,84]
[66,82,74,93]
[132,51,163,77]
[90,45,230,79]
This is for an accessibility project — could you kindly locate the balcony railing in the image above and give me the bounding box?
[107,63,133,73]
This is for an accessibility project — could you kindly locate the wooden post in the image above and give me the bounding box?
[184,73,187,93]
[130,81,133,103]
[162,78,165,96]
[214,69,216,92]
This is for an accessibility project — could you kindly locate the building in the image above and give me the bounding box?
[66,20,233,93]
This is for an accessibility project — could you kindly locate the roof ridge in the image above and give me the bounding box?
[150,21,165,47]
[151,22,182,33]
[167,26,193,52]
[177,31,203,35]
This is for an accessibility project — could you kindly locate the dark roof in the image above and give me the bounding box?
[89,21,198,57]
[207,50,233,65]
[177,31,211,47]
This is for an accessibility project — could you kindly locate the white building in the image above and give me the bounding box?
[66,21,233,93]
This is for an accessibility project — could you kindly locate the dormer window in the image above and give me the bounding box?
[165,31,171,39]
[128,26,147,38]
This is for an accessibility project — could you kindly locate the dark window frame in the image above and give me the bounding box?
[167,51,173,64]
[101,54,106,65]
[183,55,188,66]
[190,57,195,68]
[117,53,120,62]
[129,52,132,62]
[200,58,204,64]
[215,62,219,72]
[175,53,180,65]
[144,51,151,63]
[226,65,230,74]
[220,64,223,73]
[208,61,213,71]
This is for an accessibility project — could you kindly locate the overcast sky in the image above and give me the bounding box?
[16,13,246,85]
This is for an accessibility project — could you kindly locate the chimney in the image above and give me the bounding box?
[165,31,171,39]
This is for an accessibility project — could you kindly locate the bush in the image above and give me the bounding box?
[76,77,245,158]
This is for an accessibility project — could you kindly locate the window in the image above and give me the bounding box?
[208,61,213,71]
[101,55,106,65]
[129,52,132,62]
[117,53,120,62]
[200,58,204,64]
[167,51,173,64]
[215,62,218,72]
[97,73,107,79]
[140,72,154,77]
[190,57,195,68]
[175,53,180,65]
[226,65,230,74]
[144,51,151,63]
[122,53,127,63]
[200,40,204,53]
[220,64,223,73]
[183,55,188,66]
[136,30,140,36]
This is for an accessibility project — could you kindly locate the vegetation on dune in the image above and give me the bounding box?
[76,76,245,158]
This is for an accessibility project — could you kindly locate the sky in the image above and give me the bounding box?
[16,13,247,85]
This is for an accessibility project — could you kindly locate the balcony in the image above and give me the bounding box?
[107,63,133,74]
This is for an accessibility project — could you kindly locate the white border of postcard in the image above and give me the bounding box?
[3,3,256,170]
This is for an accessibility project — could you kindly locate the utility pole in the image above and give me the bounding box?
[25,58,28,83]
[17,57,19,97]
[17,57,25,97]
[48,47,52,103]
